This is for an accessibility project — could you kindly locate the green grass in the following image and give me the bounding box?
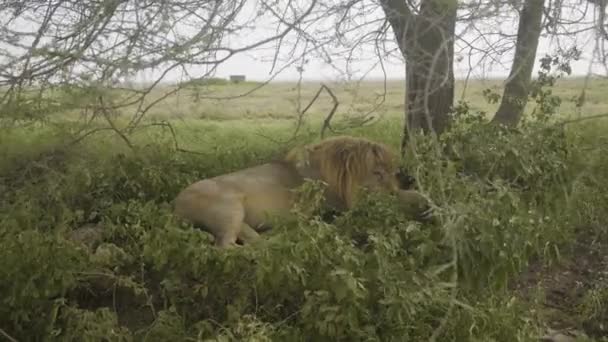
[1,77,608,341]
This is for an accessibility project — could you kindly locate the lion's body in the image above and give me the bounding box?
[173,136,427,248]
[174,161,304,246]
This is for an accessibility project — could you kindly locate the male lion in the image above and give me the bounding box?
[173,135,428,248]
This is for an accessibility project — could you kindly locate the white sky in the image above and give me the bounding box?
[172,0,608,83]
[209,39,604,82]
[212,26,606,81]
[3,1,606,84]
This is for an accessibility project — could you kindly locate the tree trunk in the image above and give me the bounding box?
[492,0,545,126]
[381,0,457,152]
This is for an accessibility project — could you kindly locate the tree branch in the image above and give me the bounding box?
[98,96,134,150]
[0,327,18,342]
[379,0,415,54]
[320,83,339,139]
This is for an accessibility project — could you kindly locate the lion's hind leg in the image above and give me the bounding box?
[174,181,247,248]
[236,223,261,245]
[207,201,247,248]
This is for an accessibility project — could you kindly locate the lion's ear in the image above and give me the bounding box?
[293,146,311,170]
[370,144,383,158]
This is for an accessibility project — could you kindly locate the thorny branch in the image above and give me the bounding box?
[2,0,604,144]
[0,0,320,130]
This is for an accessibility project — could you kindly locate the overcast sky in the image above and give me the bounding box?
[210,39,604,82]
[127,0,608,84]
[182,1,607,83]
[4,1,604,84]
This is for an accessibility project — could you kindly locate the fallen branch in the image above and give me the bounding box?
[0,327,18,342]
[556,112,608,126]
[291,83,323,140]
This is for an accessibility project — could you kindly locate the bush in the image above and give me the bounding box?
[1,111,608,341]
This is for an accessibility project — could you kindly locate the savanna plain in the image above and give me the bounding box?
[1,77,608,341]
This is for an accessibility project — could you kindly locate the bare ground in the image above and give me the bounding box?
[513,226,608,341]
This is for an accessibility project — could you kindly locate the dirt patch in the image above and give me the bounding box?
[512,226,608,340]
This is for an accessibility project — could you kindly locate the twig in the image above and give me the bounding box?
[428,217,461,342]
[98,96,134,150]
[556,113,608,126]
[134,121,209,156]
[300,85,324,115]
[292,43,310,141]
[68,127,117,146]
[254,130,286,146]
[0,328,18,342]
[320,83,339,139]
[291,82,339,139]
[65,119,209,157]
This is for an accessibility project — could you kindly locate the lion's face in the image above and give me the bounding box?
[285,136,402,209]
[358,147,400,194]
[360,165,400,194]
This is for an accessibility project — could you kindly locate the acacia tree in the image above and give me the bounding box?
[379,0,552,148]
[268,0,560,153]
[0,0,319,140]
[352,0,605,152]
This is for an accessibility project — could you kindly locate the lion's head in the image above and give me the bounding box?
[285,136,400,209]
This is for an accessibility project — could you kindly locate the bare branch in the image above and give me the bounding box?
[98,95,133,149]
[0,0,320,126]
[557,112,608,126]
[0,328,18,342]
[320,83,339,139]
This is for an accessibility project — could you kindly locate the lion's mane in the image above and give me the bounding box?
[284,136,397,209]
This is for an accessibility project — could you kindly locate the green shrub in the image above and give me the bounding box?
[1,110,608,341]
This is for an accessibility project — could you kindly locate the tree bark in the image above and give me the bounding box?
[381,0,457,152]
[492,0,546,126]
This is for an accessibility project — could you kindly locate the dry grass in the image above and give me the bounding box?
[119,77,608,123]
[38,76,608,155]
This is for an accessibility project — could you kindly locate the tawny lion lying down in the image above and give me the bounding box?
[173,135,431,248]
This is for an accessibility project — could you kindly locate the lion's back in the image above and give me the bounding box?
[215,162,302,187]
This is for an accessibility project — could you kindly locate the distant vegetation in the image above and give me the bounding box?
[184,77,231,86]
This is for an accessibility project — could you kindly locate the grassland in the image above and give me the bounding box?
[1,76,608,341]
[102,76,608,153]
[132,77,608,122]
